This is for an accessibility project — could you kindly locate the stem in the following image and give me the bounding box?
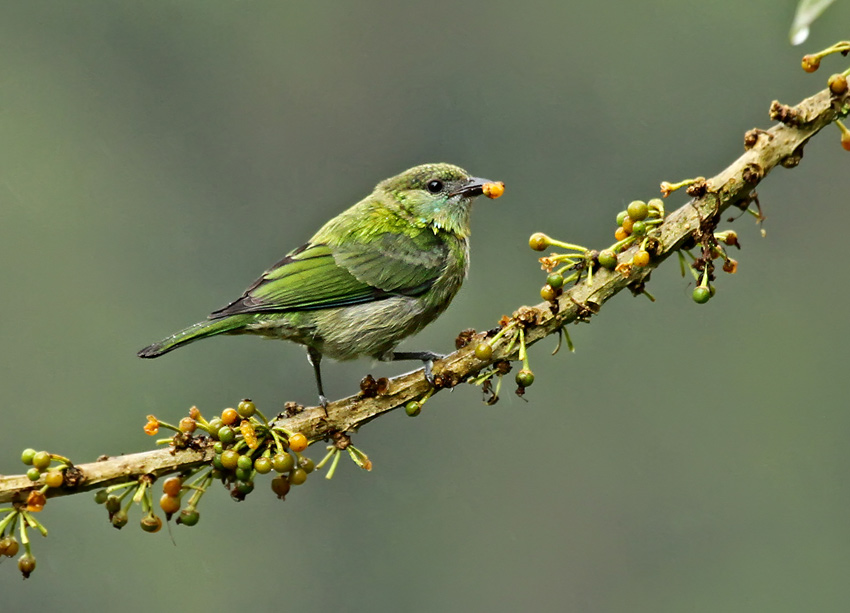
[325,450,342,480]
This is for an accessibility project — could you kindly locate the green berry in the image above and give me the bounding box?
[692,286,711,304]
[515,368,535,387]
[32,451,51,471]
[235,480,254,495]
[235,467,252,482]
[405,401,421,417]
[105,495,121,513]
[546,273,564,289]
[272,453,294,473]
[220,449,239,470]
[598,249,617,270]
[94,489,109,505]
[289,468,308,485]
[212,454,225,471]
[26,467,41,482]
[213,441,224,455]
[177,508,200,526]
[474,342,493,360]
[20,448,36,466]
[237,399,256,418]
[237,454,253,471]
[298,457,315,473]
[111,509,129,529]
[218,426,235,444]
[140,514,162,533]
[631,220,647,236]
[254,456,272,474]
[627,200,649,221]
[615,210,628,226]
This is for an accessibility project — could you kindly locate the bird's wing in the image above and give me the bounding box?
[209,232,447,319]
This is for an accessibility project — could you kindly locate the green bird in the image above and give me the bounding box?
[138,163,504,408]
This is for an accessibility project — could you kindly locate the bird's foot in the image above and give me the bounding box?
[421,353,446,386]
[318,394,329,417]
[387,351,446,386]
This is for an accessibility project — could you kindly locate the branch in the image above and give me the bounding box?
[0,83,846,507]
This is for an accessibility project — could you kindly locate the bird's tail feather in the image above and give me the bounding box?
[137,316,249,358]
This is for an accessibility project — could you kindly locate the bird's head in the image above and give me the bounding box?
[377,163,503,238]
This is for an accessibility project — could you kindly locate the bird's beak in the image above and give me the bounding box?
[451,177,504,199]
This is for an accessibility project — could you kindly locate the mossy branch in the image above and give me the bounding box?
[0,83,846,507]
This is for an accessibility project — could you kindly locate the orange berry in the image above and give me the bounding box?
[220,408,238,425]
[144,416,159,436]
[614,227,629,241]
[288,432,308,453]
[159,494,181,515]
[828,73,848,96]
[801,54,820,73]
[162,476,182,497]
[482,181,505,199]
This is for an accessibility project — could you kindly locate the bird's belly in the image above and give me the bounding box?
[310,296,441,361]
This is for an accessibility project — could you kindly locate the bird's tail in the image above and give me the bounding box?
[137,316,250,358]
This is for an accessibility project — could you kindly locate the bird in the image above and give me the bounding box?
[138,163,504,409]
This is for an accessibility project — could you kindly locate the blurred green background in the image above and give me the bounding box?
[2,1,849,611]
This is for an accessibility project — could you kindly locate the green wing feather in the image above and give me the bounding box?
[209,231,447,319]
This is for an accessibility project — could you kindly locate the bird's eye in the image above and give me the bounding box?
[426,179,444,194]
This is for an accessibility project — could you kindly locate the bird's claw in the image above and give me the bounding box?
[422,353,445,386]
[424,361,436,386]
[318,394,329,417]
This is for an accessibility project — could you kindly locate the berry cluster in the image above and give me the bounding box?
[467,306,541,403]
[680,230,740,305]
[0,448,80,577]
[610,198,666,270]
[0,506,43,579]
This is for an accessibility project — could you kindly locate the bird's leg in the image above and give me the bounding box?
[389,351,445,385]
[306,347,329,415]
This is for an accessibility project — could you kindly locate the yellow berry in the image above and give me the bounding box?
[528,232,550,251]
[633,250,650,267]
